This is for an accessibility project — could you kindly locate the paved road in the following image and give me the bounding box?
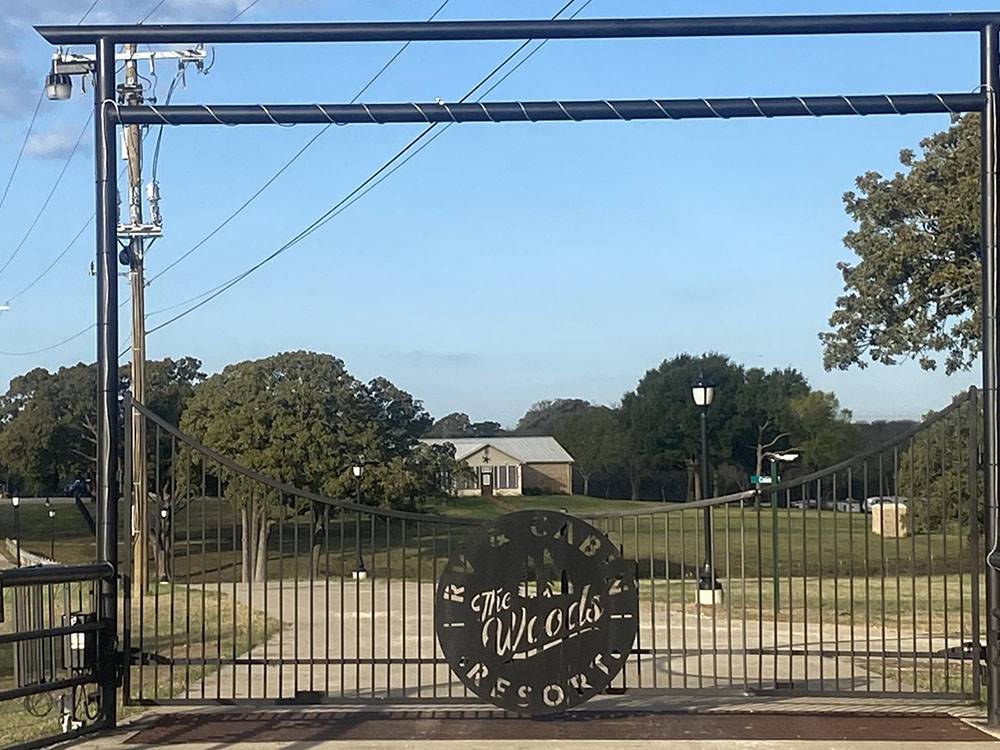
[70,705,1000,749]
[146,580,967,702]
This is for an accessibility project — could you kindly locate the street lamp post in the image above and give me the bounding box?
[160,506,169,582]
[763,451,799,614]
[12,496,21,567]
[352,462,367,580]
[691,375,722,605]
[46,498,55,561]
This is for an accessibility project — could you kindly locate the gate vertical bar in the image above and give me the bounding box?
[971,386,983,698]
[982,21,1000,725]
[122,391,133,705]
[94,34,120,729]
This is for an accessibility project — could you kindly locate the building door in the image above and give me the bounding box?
[480,468,493,497]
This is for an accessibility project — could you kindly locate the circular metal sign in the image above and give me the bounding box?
[435,510,638,715]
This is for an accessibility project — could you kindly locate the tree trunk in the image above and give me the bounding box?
[581,472,591,497]
[629,475,640,501]
[310,506,324,574]
[254,516,269,582]
[241,507,253,584]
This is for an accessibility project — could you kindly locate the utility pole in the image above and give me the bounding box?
[122,43,148,599]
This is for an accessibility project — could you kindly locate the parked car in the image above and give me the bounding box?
[835,499,866,513]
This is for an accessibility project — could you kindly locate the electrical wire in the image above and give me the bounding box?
[0,0,102,234]
[229,0,264,23]
[138,0,169,25]
[0,324,94,356]
[145,0,583,336]
[78,0,103,25]
[4,144,141,304]
[0,92,45,219]
[147,0,452,286]
[6,217,91,303]
[5,0,576,356]
[0,111,93,281]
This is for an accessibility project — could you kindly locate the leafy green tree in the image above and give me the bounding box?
[822,114,980,374]
[550,405,621,496]
[621,353,745,500]
[614,355,852,500]
[788,391,857,472]
[425,412,472,438]
[737,367,811,482]
[179,351,447,581]
[515,399,591,435]
[425,412,505,438]
[0,357,204,495]
[897,392,981,533]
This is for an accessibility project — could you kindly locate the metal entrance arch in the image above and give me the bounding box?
[31,11,1000,724]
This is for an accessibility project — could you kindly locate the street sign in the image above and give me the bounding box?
[751,475,776,484]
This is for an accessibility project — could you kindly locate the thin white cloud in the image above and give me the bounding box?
[25,128,84,160]
[0,0,298,120]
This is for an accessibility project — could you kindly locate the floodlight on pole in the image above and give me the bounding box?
[770,452,800,463]
[44,69,72,100]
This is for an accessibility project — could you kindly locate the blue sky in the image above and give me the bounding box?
[0,0,993,426]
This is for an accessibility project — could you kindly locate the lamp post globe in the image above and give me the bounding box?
[691,375,715,408]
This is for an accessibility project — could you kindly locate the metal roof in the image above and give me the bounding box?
[420,436,574,464]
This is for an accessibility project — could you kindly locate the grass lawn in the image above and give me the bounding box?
[638,573,983,636]
[0,584,274,748]
[5,495,981,581]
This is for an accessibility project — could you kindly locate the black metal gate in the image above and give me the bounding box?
[121,391,983,707]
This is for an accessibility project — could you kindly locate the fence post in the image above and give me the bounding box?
[980,22,1000,725]
[93,35,120,729]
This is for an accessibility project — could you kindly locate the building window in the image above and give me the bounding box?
[495,465,519,489]
[455,467,478,491]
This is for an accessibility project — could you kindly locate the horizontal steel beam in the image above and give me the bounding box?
[111,93,984,126]
[0,561,115,587]
[36,13,1000,46]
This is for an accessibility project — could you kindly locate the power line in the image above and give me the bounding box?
[229,0,264,23]
[0,0,450,356]
[0,0,102,217]
[7,217,91,303]
[78,0,103,24]
[0,111,92,281]
[3,12,197,325]
[145,0,583,336]
[0,92,44,219]
[147,0,452,286]
[138,0,169,25]
[0,323,94,356]
[5,0,577,356]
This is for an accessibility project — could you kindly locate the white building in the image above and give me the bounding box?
[420,436,575,497]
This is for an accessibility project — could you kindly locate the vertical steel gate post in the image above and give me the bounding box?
[94,35,120,728]
[981,22,1000,726]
